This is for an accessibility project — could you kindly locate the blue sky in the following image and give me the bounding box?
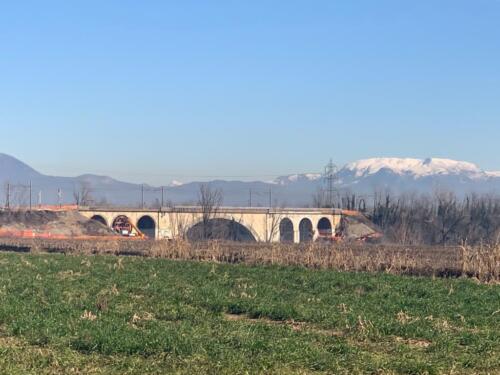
[0,0,499,185]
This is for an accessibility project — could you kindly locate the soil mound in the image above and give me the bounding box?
[0,209,116,238]
[340,213,382,241]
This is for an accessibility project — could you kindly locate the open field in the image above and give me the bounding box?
[0,251,498,374]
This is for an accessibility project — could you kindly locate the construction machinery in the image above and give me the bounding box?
[112,215,145,238]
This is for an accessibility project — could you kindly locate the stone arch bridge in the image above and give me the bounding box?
[79,207,343,243]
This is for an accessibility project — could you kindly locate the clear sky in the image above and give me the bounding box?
[0,0,499,185]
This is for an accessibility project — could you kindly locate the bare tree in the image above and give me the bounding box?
[433,191,465,245]
[266,209,284,243]
[368,189,500,246]
[198,184,223,240]
[73,182,93,206]
[3,182,11,209]
[168,210,194,239]
[10,184,29,208]
[312,188,328,208]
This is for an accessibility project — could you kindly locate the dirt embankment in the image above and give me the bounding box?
[0,209,116,239]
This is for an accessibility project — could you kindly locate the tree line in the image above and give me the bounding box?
[314,189,500,245]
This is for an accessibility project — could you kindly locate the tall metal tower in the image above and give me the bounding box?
[324,159,338,208]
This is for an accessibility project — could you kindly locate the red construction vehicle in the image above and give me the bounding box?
[112,216,145,238]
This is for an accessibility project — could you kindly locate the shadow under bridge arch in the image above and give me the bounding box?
[90,215,107,226]
[279,218,294,243]
[137,215,156,239]
[299,218,314,243]
[186,218,257,242]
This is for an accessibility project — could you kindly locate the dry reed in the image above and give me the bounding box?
[0,237,498,282]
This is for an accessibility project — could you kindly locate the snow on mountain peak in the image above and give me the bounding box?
[344,158,482,178]
[274,173,322,185]
[486,171,500,178]
[169,180,184,187]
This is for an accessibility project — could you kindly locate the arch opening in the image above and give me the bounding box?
[137,215,156,239]
[112,215,133,236]
[279,218,294,243]
[186,218,257,242]
[91,215,107,227]
[299,218,314,243]
[317,217,333,238]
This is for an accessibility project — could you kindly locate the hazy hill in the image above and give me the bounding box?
[0,153,498,207]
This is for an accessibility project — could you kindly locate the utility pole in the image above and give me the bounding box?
[324,159,338,208]
[38,191,42,207]
[141,184,145,209]
[269,188,272,208]
[6,183,10,210]
[161,186,165,207]
[29,181,32,211]
[57,188,62,208]
[249,189,252,207]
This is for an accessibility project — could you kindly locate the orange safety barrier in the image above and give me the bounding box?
[341,210,363,216]
[0,229,143,241]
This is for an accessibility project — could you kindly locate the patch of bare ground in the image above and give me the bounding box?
[393,336,432,349]
[223,313,344,337]
[0,334,23,348]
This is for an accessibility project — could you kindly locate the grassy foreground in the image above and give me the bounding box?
[0,252,498,374]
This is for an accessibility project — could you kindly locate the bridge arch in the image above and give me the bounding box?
[317,217,333,237]
[186,218,257,242]
[90,215,108,227]
[137,215,156,239]
[279,218,294,243]
[112,215,132,235]
[299,218,314,243]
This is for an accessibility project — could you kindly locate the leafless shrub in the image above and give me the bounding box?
[197,184,223,240]
[73,182,93,206]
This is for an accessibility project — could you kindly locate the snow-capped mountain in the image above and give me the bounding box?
[486,171,500,178]
[334,157,500,195]
[273,173,322,186]
[168,180,184,187]
[255,157,499,204]
[343,158,484,179]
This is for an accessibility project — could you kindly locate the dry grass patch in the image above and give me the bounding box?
[223,313,344,337]
[393,336,432,349]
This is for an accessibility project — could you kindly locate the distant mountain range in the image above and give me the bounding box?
[0,153,499,207]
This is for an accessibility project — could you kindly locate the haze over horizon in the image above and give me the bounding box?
[1,1,499,185]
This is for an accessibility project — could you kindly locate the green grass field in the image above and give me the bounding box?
[0,252,498,374]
